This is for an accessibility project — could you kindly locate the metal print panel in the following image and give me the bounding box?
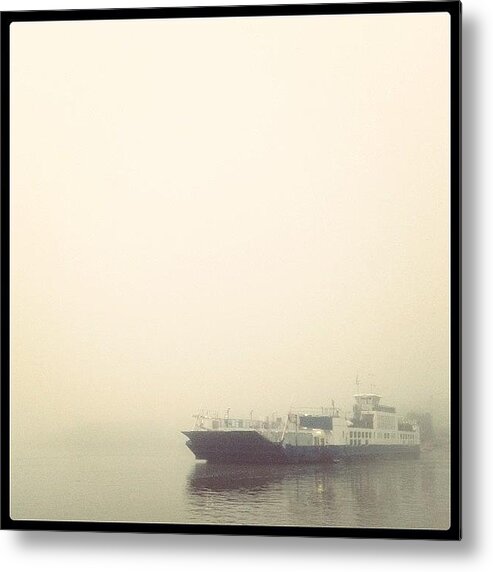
[0,2,461,539]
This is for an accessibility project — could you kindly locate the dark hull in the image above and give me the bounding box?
[183,430,420,464]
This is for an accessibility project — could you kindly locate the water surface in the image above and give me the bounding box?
[11,438,450,529]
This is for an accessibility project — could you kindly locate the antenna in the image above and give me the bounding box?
[355,374,360,393]
[368,372,375,394]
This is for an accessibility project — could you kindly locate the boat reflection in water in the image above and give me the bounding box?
[188,462,288,493]
[186,450,450,529]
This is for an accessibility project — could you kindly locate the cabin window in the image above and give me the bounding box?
[320,438,325,446]
[314,437,320,446]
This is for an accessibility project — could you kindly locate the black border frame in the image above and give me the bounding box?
[0,1,461,539]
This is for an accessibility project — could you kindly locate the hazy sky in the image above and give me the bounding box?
[10,12,450,448]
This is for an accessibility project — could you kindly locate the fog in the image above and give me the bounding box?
[10,13,450,455]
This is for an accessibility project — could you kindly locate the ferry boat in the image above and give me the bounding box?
[183,393,420,464]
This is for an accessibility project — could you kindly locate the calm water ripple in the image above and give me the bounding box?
[11,445,450,529]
